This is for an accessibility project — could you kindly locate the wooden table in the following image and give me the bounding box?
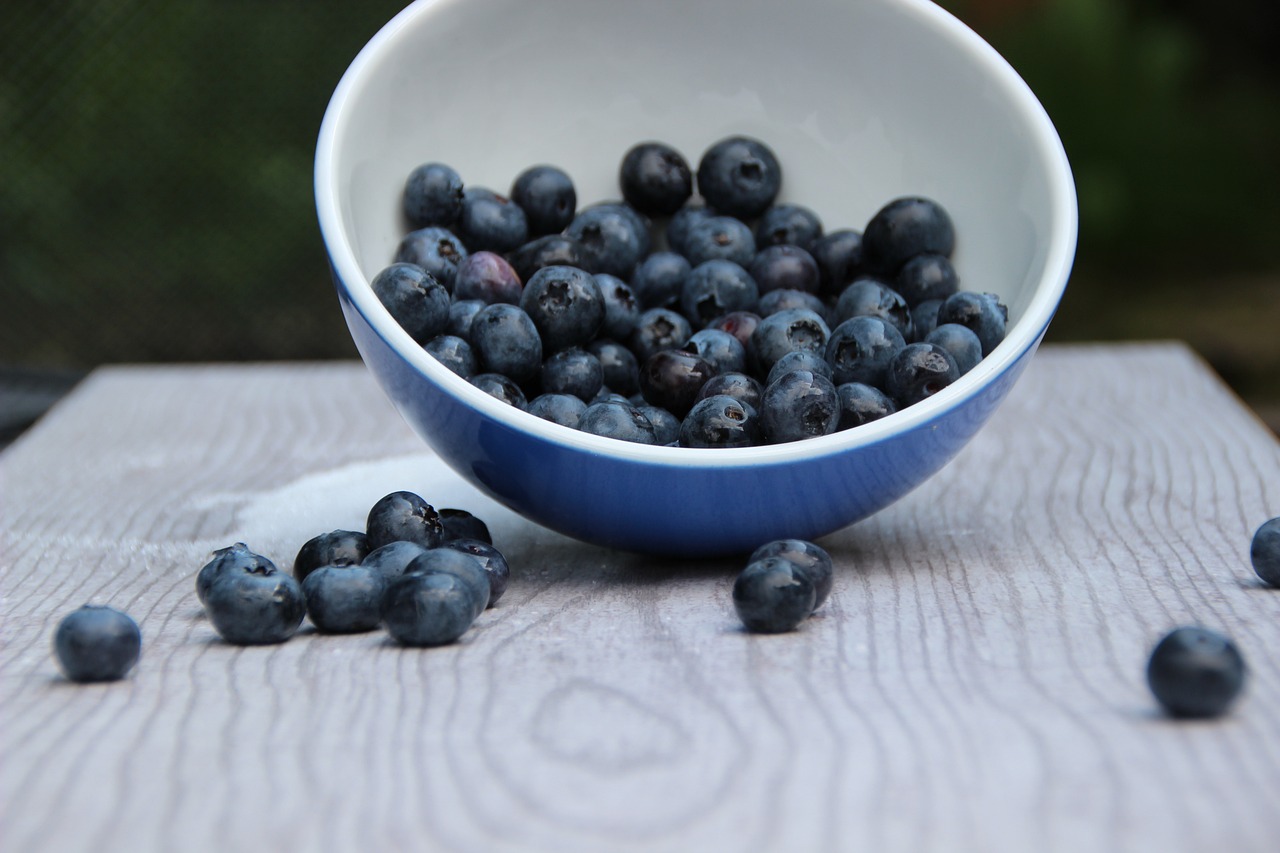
[2,342,1277,852]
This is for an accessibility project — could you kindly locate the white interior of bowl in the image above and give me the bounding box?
[316,0,1077,465]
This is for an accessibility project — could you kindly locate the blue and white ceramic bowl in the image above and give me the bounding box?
[314,0,1077,556]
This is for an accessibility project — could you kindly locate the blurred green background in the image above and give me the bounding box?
[2,0,1278,437]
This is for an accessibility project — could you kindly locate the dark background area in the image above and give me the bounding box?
[2,0,1277,440]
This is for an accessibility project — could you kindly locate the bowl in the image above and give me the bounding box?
[314,0,1077,557]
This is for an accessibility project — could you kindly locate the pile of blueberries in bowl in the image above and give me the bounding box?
[314,0,1078,556]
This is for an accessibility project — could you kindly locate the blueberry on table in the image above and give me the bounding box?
[733,557,816,633]
[371,263,451,344]
[680,259,759,327]
[681,215,756,268]
[755,203,823,252]
[1146,626,1247,718]
[456,187,529,254]
[696,136,782,220]
[935,291,1008,356]
[749,245,820,295]
[748,539,834,611]
[1252,517,1280,586]
[885,342,960,407]
[366,490,445,551]
[619,141,693,216]
[835,382,897,430]
[679,394,759,448]
[293,529,369,582]
[196,542,276,606]
[507,234,587,282]
[510,164,577,236]
[394,227,468,291]
[442,538,511,606]
[578,399,658,444]
[861,196,955,276]
[759,369,840,443]
[301,565,387,634]
[362,540,429,580]
[520,265,606,353]
[452,251,523,305]
[404,548,491,617]
[439,508,492,545]
[564,204,651,279]
[53,605,141,682]
[204,560,306,645]
[381,570,479,647]
[470,302,543,385]
[403,162,464,228]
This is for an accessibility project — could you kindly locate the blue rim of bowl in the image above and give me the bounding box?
[315,0,1078,470]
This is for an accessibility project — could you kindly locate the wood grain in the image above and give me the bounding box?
[1,344,1278,852]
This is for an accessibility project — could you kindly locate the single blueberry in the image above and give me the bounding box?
[834,277,912,340]
[639,349,717,419]
[578,399,658,444]
[403,162,464,228]
[755,204,823,251]
[749,245,820,295]
[695,371,763,412]
[665,202,717,257]
[896,253,959,307]
[442,538,510,606]
[766,349,833,387]
[507,234,588,281]
[425,334,479,378]
[748,539,833,611]
[679,394,759,448]
[681,215,756,268]
[439,508,492,545]
[447,300,485,339]
[394,227,468,291]
[470,373,528,409]
[302,565,387,634]
[381,570,478,647]
[628,307,693,364]
[366,490,444,551]
[204,560,306,645]
[520,265,606,352]
[371,263,451,344]
[936,291,1008,356]
[910,299,943,342]
[586,338,641,396]
[1251,517,1280,587]
[685,328,747,375]
[835,382,897,430]
[362,540,429,581]
[53,605,142,682]
[564,204,651,279]
[540,347,604,402]
[1147,626,1247,718]
[756,289,833,326]
[456,187,529,254]
[636,404,682,445]
[595,273,641,341]
[528,392,588,428]
[293,529,369,583]
[825,316,907,388]
[749,308,831,376]
[811,229,865,298]
[196,542,275,606]
[732,557,815,633]
[470,302,543,384]
[861,196,956,276]
[696,136,782,219]
[452,251,523,305]
[630,251,691,310]
[680,260,760,327]
[706,311,762,354]
[925,323,984,375]
[759,369,840,443]
[510,165,577,236]
[619,141,693,216]
[405,547,491,618]
[885,342,960,407]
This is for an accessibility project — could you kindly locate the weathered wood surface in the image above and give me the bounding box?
[1,343,1277,853]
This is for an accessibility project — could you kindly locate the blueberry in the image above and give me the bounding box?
[585,338,641,396]
[637,404,681,445]
[366,490,445,551]
[695,371,763,412]
[834,277,912,340]
[680,259,760,327]
[425,334,479,378]
[442,538,510,606]
[540,347,603,402]
[759,369,840,443]
[371,263,451,344]
[936,291,1008,356]
[564,204,650,279]
[405,547,491,617]
[619,141,693,216]
[665,202,717,257]
[520,265,606,352]
[749,308,831,376]
[528,392,588,428]
[748,539,833,611]
[1147,626,1247,718]
[452,251,523,305]
[204,559,306,645]
[696,136,782,219]
[510,165,577,236]
[293,529,370,582]
[766,349,833,387]
[925,323,983,375]
[403,162,464,228]
[628,307,693,364]
[361,540,429,580]
[836,382,897,430]
[380,570,478,647]
[706,311,762,353]
[456,187,529,254]
[578,399,657,444]
[302,565,388,634]
[755,203,823,251]
[749,245,820,295]
[679,394,759,448]
[896,253,959,307]
[885,342,960,407]
[53,605,142,682]
[447,300,486,338]
[861,196,955,276]
[756,289,833,326]
[470,302,543,384]
[732,557,815,633]
[685,328,747,375]
[439,508,492,545]
[1251,517,1280,587]
[196,542,275,606]
[507,234,588,281]
[394,227,468,291]
[825,316,907,387]
[811,229,864,298]
[470,372,528,409]
[630,251,691,310]
[639,349,716,419]
[595,273,641,341]
[909,299,943,342]
[681,215,756,268]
